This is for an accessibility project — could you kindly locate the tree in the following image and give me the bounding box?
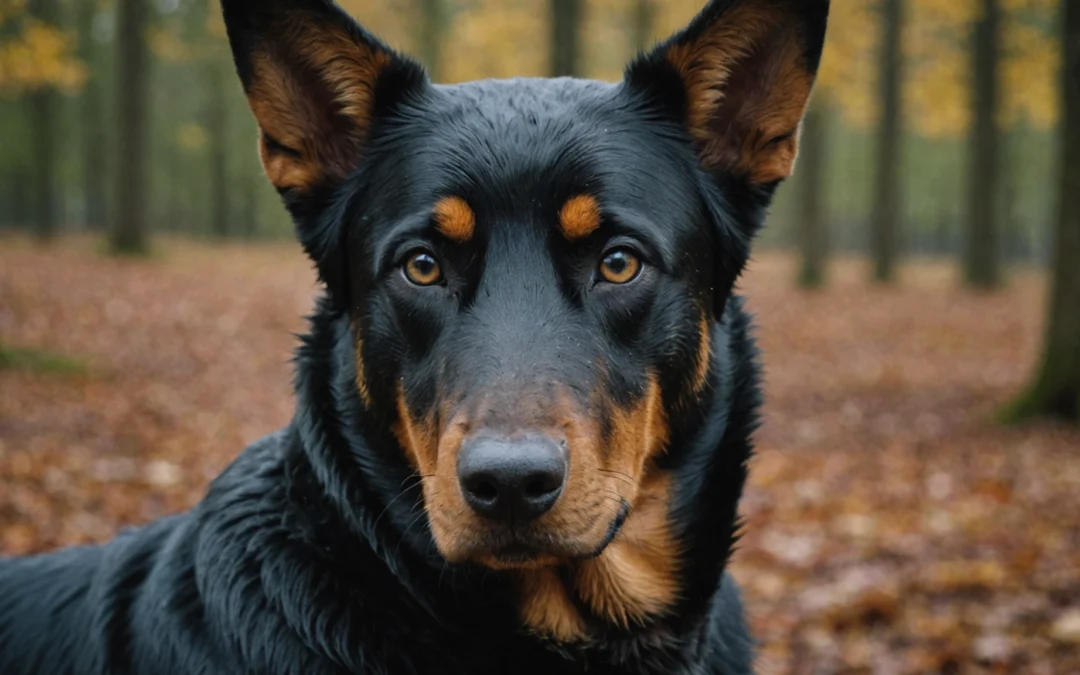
[871,0,903,283]
[206,58,228,238]
[27,0,60,241]
[965,0,1003,289]
[77,0,107,230]
[1004,0,1080,423]
[0,3,85,241]
[110,0,150,254]
[550,0,582,77]
[416,0,445,82]
[797,101,829,288]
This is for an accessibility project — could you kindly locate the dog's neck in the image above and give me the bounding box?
[286,294,759,656]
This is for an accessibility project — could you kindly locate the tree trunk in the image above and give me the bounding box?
[632,0,654,54]
[550,0,582,77]
[29,91,58,241]
[797,102,828,288]
[1004,0,1080,423]
[29,0,60,242]
[934,206,950,256]
[110,0,150,254]
[11,168,30,227]
[165,154,181,233]
[207,60,229,239]
[965,0,1002,289]
[871,0,903,283]
[416,0,445,82]
[78,0,108,230]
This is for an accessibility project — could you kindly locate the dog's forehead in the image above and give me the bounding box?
[380,77,700,237]
[434,77,619,132]
[417,78,620,186]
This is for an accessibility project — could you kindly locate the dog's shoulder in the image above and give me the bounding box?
[0,430,300,675]
[699,572,756,675]
[0,510,199,673]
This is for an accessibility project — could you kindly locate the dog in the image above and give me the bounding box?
[0,0,828,672]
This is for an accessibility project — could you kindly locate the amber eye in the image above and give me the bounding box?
[404,251,443,286]
[598,248,642,284]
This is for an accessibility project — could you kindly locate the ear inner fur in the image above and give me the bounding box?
[241,13,392,194]
[662,2,820,184]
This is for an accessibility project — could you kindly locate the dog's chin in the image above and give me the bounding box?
[453,502,633,571]
[476,549,562,571]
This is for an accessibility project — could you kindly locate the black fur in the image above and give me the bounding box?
[0,0,829,672]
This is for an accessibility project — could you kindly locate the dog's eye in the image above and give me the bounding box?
[598,249,642,285]
[403,251,443,286]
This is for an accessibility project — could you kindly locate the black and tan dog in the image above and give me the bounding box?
[0,0,828,672]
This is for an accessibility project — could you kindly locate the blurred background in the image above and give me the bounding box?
[1,0,1078,673]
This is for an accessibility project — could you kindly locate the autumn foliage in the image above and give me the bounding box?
[2,0,1060,139]
[327,0,1063,137]
[0,0,84,94]
[1,237,1078,673]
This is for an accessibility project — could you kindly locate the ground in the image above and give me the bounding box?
[1,235,1078,674]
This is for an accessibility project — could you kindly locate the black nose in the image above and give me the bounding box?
[457,434,568,523]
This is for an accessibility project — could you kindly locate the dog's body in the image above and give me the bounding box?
[0,298,758,675]
[0,1,828,672]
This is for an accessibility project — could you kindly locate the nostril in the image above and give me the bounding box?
[468,477,499,503]
[524,473,562,499]
[524,478,548,499]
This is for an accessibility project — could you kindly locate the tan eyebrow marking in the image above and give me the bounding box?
[559,195,601,240]
[433,196,476,242]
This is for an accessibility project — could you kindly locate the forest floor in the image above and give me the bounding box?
[1,234,1078,674]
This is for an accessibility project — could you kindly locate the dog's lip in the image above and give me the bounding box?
[470,501,632,567]
[585,498,631,558]
[490,543,544,564]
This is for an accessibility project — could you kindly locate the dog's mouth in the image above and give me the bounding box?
[416,396,664,571]
[467,499,632,570]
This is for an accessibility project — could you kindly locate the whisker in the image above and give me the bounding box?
[391,507,433,561]
[372,479,424,529]
[597,468,635,486]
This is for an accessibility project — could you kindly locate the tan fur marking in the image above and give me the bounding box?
[693,314,712,393]
[423,413,479,561]
[664,3,815,184]
[665,4,775,143]
[607,375,670,486]
[419,375,678,640]
[433,196,476,242]
[562,374,676,628]
[392,385,434,475]
[518,568,588,643]
[350,321,372,407]
[559,195,602,240]
[575,473,681,627]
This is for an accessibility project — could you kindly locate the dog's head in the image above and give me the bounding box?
[223,0,825,588]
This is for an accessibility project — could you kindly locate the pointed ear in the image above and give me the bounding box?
[221,0,426,200]
[627,0,829,185]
